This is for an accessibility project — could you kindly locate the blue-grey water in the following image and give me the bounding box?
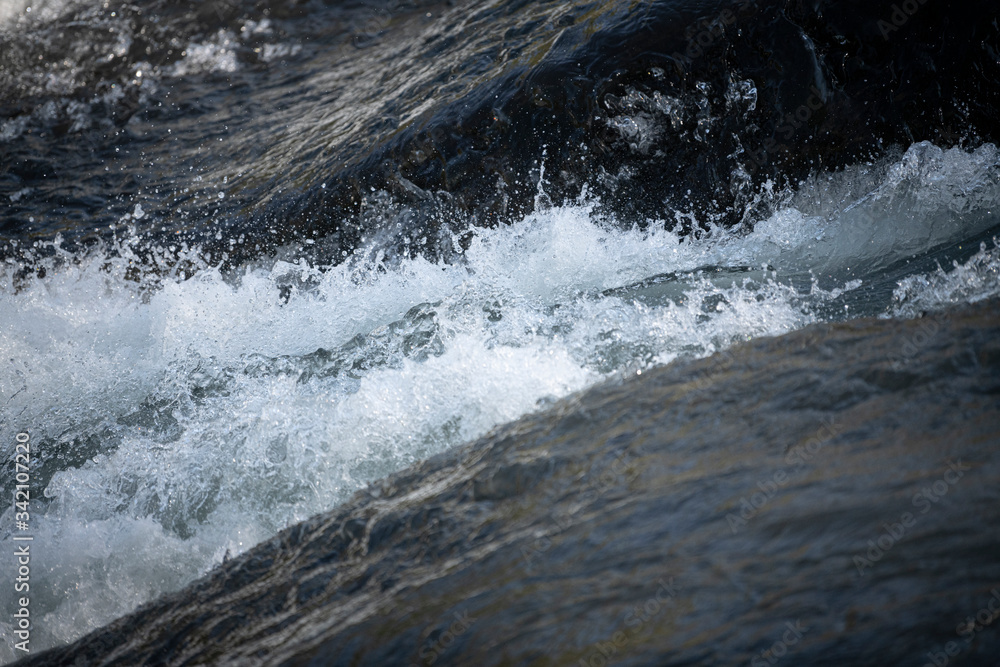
[1,0,999,660]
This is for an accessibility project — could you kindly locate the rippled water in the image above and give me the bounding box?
[2,0,1000,661]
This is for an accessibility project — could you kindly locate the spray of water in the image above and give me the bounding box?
[0,141,998,660]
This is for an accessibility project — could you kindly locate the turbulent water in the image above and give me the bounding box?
[1,0,1000,661]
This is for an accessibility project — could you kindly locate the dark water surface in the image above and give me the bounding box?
[3,0,999,261]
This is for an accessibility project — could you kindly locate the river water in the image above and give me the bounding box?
[1,0,999,660]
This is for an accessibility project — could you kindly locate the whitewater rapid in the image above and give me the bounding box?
[1,141,999,660]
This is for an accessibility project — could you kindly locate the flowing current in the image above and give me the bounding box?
[2,140,1000,659]
[1,0,1000,660]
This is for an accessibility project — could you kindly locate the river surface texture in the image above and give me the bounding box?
[1,0,999,664]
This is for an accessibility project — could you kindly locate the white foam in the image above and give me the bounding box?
[1,141,999,661]
[166,30,240,77]
[0,0,79,27]
[741,142,1000,281]
[891,240,1000,317]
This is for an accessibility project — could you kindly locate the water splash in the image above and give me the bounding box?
[1,141,999,660]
